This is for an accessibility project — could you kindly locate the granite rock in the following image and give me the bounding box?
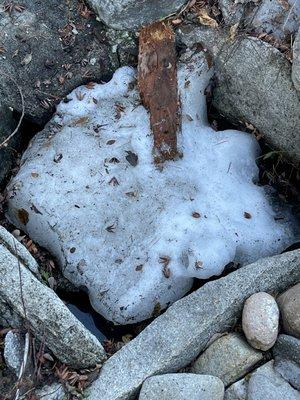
[191,332,263,386]
[4,331,25,376]
[293,28,300,91]
[277,283,300,338]
[86,251,299,400]
[0,228,106,368]
[273,334,300,365]
[247,360,300,400]
[139,374,224,400]
[242,292,279,350]
[86,0,186,30]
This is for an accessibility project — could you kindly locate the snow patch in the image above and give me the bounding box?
[6,51,295,324]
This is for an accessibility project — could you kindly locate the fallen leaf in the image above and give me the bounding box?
[192,212,201,218]
[85,82,96,89]
[229,23,239,42]
[72,116,89,125]
[197,9,218,28]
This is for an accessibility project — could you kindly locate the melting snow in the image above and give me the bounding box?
[6,51,295,324]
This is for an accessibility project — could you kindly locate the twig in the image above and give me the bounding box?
[14,332,30,400]
[282,0,297,32]
[0,73,25,149]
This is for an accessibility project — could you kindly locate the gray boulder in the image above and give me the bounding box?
[212,37,300,166]
[0,0,116,124]
[248,0,300,40]
[0,228,106,369]
[277,283,300,338]
[139,374,224,400]
[86,0,186,30]
[86,251,299,400]
[225,360,300,400]
[191,332,263,386]
[247,360,300,400]
[274,358,300,391]
[4,331,25,376]
[224,378,247,400]
[293,28,300,91]
[179,29,300,166]
[273,334,300,365]
[0,102,18,187]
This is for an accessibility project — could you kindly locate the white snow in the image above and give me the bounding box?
[7,51,295,324]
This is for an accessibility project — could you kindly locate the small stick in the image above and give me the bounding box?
[0,73,25,149]
[138,21,179,163]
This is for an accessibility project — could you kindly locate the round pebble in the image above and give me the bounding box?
[277,283,300,339]
[242,292,279,351]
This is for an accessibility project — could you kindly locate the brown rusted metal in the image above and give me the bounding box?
[138,21,179,163]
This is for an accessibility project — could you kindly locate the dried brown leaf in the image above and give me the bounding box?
[197,9,218,28]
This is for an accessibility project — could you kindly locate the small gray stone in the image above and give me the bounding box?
[273,334,300,365]
[191,332,263,386]
[224,379,247,400]
[277,283,300,338]
[293,28,300,91]
[225,360,300,400]
[139,374,224,400]
[274,358,300,391]
[242,292,279,351]
[86,251,299,400]
[86,0,186,30]
[0,228,106,369]
[4,331,25,376]
[35,382,66,400]
[247,360,300,400]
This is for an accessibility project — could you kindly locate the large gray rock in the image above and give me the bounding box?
[139,374,224,400]
[0,228,106,369]
[0,225,40,277]
[247,360,300,400]
[212,37,300,167]
[225,360,300,400]
[86,0,186,30]
[179,29,300,166]
[0,102,18,187]
[248,0,300,40]
[191,332,263,386]
[273,334,300,365]
[242,292,279,351]
[224,378,247,400]
[274,358,300,391]
[218,0,300,36]
[293,28,300,91]
[86,251,300,400]
[277,283,300,338]
[0,0,116,124]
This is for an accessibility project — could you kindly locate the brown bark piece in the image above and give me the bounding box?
[138,21,179,163]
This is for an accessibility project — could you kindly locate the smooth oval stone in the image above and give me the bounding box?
[242,292,279,351]
[277,283,300,339]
